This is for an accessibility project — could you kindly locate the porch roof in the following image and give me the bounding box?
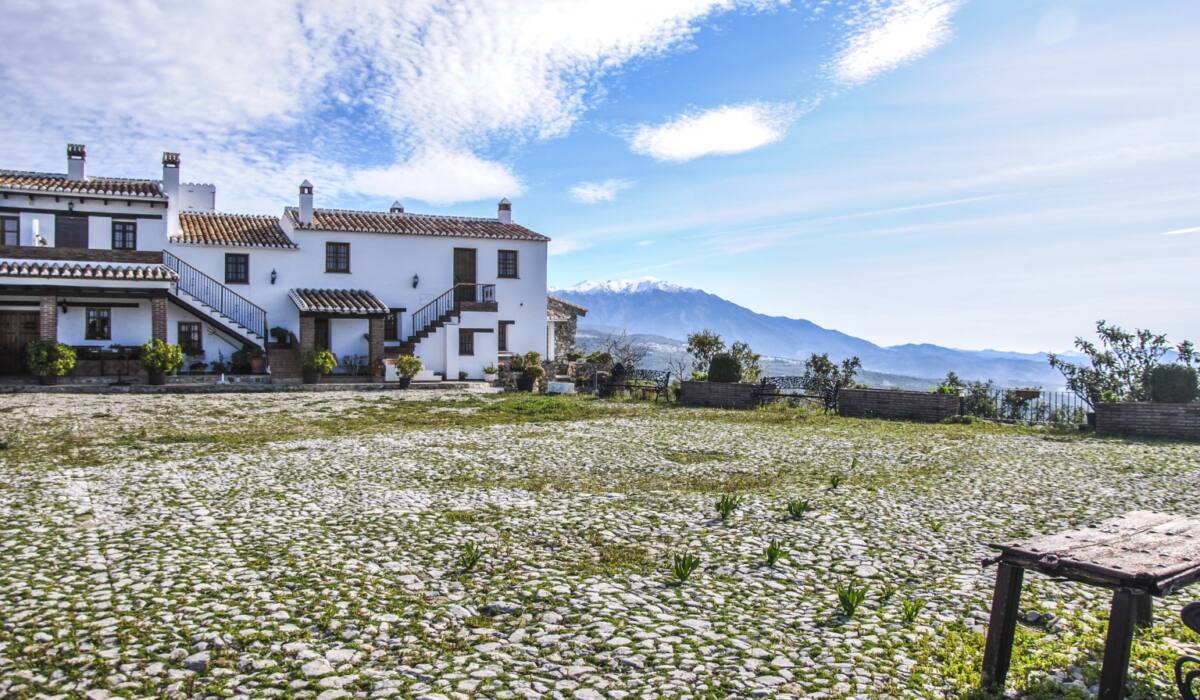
[0,259,177,282]
[288,288,390,316]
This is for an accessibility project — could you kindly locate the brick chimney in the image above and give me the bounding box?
[390,200,404,214]
[497,198,512,224]
[67,144,86,181]
[299,180,314,225]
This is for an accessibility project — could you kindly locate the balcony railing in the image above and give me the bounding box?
[408,283,496,342]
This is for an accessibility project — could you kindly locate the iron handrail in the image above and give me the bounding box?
[162,251,268,344]
[407,283,495,342]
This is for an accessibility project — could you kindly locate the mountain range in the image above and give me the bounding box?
[551,278,1068,388]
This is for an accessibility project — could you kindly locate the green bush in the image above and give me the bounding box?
[303,349,337,374]
[26,340,76,377]
[708,353,741,383]
[394,355,422,378]
[140,339,185,373]
[1149,364,1198,403]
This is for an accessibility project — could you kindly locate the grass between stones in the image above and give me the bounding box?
[0,390,1198,699]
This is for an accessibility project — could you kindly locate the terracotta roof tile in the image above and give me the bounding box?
[286,207,549,242]
[0,170,165,199]
[175,212,297,249]
[288,288,390,316]
[0,259,177,281]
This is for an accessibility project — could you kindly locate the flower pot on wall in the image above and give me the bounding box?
[302,367,321,384]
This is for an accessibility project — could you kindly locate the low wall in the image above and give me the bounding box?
[839,388,961,422]
[1095,402,1200,441]
[679,380,759,409]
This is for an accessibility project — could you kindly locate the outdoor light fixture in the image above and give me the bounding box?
[412,274,419,288]
[59,299,68,314]
[270,269,277,285]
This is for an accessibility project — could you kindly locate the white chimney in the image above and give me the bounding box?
[497,197,512,224]
[162,152,181,237]
[66,144,86,181]
[390,200,404,214]
[299,180,314,225]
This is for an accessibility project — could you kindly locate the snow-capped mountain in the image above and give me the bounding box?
[551,277,1064,387]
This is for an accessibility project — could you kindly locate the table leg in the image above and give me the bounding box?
[1132,592,1153,628]
[981,562,1025,692]
[1099,588,1138,700]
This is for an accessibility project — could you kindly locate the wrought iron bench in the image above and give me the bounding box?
[617,369,671,401]
[1179,602,1200,700]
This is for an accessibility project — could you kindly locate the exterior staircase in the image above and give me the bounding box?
[162,251,267,349]
[391,283,496,357]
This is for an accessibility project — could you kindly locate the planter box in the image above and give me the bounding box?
[678,380,759,409]
[839,388,961,423]
[1095,402,1200,441]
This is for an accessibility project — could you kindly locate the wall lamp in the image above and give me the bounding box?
[59,299,69,314]
[412,274,419,288]
[270,269,278,285]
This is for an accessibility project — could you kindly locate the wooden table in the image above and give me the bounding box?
[981,511,1200,700]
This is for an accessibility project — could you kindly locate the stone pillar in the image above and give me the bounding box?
[38,296,58,341]
[150,295,168,341]
[367,316,385,379]
[299,316,315,355]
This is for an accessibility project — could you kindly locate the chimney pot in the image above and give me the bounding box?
[390,200,405,214]
[298,180,314,224]
[162,152,180,168]
[66,143,86,181]
[497,197,512,224]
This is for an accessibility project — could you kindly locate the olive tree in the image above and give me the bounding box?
[1048,320,1193,408]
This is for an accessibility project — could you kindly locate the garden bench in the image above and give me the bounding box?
[980,511,1200,700]
[1179,602,1200,700]
[623,369,671,401]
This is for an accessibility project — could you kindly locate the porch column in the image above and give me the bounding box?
[150,295,168,342]
[367,316,384,378]
[38,296,58,341]
[299,316,315,355]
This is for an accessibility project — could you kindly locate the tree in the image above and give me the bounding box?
[601,330,649,369]
[664,351,693,386]
[729,341,762,382]
[1048,320,1193,407]
[801,353,861,412]
[686,330,724,374]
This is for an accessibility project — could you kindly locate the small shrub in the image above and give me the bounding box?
[140,339,185,373]
[26,340,76,377]
[829,473,845,489]
[787,499,814,519]
[708,353,742,383]
[715,493,743,522]
[458,371,468,381]
[671,552,701,585]
[764,540,783,567]
[482,364,498,375]
[393,355,423,378]
[880,583,898,604]
[835,580,868,617]
[302,349,337,374]
[1149,364,1198,403]
[459,542,484,573]
[900,597,926,623]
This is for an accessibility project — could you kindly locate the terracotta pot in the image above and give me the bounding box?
[250,356,266,373]
[147,370,166,386]
[302,367,321,384]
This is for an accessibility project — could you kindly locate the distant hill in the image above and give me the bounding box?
[553,277,1064,388]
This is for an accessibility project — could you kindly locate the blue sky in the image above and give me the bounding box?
[2,1,1197,352]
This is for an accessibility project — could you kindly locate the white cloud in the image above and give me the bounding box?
[570,179,634,203]
[0,0,783,207]
[1163,226,1200,236]
[630,103,795,162]
[352,149,523,205]
[832,0,961,85]
[549,239,592,257]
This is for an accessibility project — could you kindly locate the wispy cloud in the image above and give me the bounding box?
[629,103,795,162]
[832,0,962,85]
[1163,226,1200,236]
[570,178,634,204]
[352,148,523,205]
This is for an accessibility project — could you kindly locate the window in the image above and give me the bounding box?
[224,253,249,284]
[384,309,401,342]
[111,220,137,250]
[498,320,514,352]
[85,307,111,340]
[325,242,350,273]
[458,329,475,356]
[55,215,88,248]
[178,322,203,356]
[1,216,17,246]
[498,249,518,278]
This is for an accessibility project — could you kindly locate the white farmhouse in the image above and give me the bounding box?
[0,145,551,381]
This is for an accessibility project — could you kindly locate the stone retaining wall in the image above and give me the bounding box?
[1095,402,1200,441]
[678,380,759,409]
[839,388,961,422]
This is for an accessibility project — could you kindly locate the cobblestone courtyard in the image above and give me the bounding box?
[1,391,1198,699]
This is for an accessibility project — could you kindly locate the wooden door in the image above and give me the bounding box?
[314,318,330,350]
[0,312,39,374]
[55,215,89,249]
[453,248,476,303]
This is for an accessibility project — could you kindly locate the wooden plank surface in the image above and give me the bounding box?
[989,511,1200,594]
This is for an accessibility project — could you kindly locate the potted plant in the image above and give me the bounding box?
[243,345,266,373]
[483,364,498,383]
[393,355,422,389]
[26,340,76,385]
[269,326,295,348]
[302,349,337,384]
[513,351,545,392]
[140,339,184,385]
